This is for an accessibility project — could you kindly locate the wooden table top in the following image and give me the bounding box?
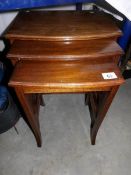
[7,39,123,61]
[9,61,124,93]
[5,11,122,41]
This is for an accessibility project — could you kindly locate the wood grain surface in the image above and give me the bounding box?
[6,10,124,146]
[9,61,124,93]
[5,11,122,41]
[7,39,123,62]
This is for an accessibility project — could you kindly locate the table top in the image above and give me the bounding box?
[9,61,124,93]
[7,39,123,62]
[5,11,122,41]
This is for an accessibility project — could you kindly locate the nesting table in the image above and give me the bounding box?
[5,11,125,147]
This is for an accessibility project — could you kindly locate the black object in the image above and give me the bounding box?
[0,60,20,134]
[0,61,4,83]
[0,86,20,134]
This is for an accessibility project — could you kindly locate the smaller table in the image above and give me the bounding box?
[9,61,124,146]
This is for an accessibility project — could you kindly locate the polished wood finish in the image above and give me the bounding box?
[14,88,42,147]
[9,61,124,93]
[6,11,124,147]
[90,86,119,145]
[9,61,124,146]
[7,39,123,63]
[5,11,122,41]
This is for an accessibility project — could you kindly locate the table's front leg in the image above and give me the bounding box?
[90,86,119,145]
[14,87,42,147]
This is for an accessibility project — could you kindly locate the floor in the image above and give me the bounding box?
[0,79,131,175]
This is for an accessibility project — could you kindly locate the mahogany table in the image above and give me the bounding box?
[5,11,125,147]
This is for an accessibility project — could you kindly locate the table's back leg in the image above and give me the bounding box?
[85,93,89,105]
[14,87,42,147]
[40,94,45,106]
[90,86,119,145]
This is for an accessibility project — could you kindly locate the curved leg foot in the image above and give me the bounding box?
[15,87,42,147]
[90,86,119,145]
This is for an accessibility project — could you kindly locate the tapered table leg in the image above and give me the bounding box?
[15,87,42,147]
[40,94,45,106]
[85,93,89,105]
[90,86,119,145]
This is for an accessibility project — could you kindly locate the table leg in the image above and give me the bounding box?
[90,86,119,145]
[14,87,42,147]
[40,94,45,106]
[85,93,89,105]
